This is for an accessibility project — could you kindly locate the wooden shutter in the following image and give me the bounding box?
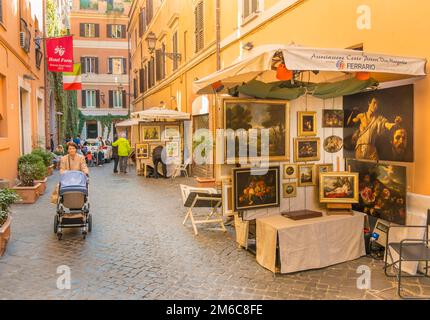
[108,91,113,108]
[107,24,112,38]
[122,58,127,75]
[139,68,144,93]
[80,57,86,73]
[122,90,127,108]
[146,0,153,25]
[155,49,162,82]
[96,90,100,108]
[80,23,85,37]
[194,2,204,52]
[95,24,100,37]
[81,91,87,107]
[133,78,137,98]
[108,58,112,74]
[144,66,147,92]
[172,32,178,70]
[121,25,126,39]
[95,57,99,74]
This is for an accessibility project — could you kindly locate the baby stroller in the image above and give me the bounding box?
[55,171,92,240]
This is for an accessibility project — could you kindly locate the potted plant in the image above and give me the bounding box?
[32,148,55,176]
[0,189,20,256]
[13,157,45,204]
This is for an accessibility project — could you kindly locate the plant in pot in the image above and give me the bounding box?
[32,148,55,176]
[13,157,46,204]
[0,189,20,256]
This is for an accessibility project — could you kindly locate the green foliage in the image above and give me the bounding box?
[18,155,47,185]
[0,189,20,213]
[78,112,129,139]
[31,148,54,167]
[18,154,44,169]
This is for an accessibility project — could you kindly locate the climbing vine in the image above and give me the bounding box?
[78,112,129,138]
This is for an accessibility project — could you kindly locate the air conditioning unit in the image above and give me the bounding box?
[19,32,26,49]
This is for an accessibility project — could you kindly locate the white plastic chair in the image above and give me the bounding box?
[172,158,191,179]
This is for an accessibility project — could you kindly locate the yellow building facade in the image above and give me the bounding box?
[129,0,430,195]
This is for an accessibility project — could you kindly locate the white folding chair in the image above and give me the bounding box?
[172,157,191,179]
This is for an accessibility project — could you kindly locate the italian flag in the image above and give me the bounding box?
[63,63,82,91]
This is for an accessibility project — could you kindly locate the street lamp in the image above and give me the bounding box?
[145,31,182,62]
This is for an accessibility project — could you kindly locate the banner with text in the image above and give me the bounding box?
[46,36,74,72]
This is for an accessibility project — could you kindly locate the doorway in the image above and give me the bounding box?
[19,88,32,154]
[86,121,98,139]
[37,97,45,148]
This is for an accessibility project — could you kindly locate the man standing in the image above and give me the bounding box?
[152,145,167,179]
[112,135,119,173]
[50,134,55,152]
[112,133,131,174]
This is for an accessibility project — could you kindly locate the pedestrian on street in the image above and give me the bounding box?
[60,142,89,175]
[112,134,119,173]
[112,133,131,174]
[50,134,55,152]
[152,145,167,179]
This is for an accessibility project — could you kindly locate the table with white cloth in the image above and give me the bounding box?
[256,211,366,273]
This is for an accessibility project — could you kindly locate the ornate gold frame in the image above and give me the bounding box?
[283,182,297,198]
[298,111,317,136]
[319,172,359,204]
[294,137,320,162]
[298,164,316,187]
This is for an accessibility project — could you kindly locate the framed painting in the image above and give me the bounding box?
[294,138,320,162]
[141,126,161,141]
[323,135,343,153]
[319,172,359,204]
[163,125,180,140]
[298,164,316,187]
[166,141,180,158]
[283,164,297,179]
[346,159,407,225]
[283,182,297,198]
[224,99,290,162]
[222,180,234,217]
[298,111,317,136]
[317,163,334,175]
[323,110,344,128]
[343,85,413,162]
[136,143,149,159]
[233,166,280,212]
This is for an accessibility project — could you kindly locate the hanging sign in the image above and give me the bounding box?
[46,35,74,72]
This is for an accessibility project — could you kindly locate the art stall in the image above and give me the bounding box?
[117,107,191,178]
[191,44,428,277]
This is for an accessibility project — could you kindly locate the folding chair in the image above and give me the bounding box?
[384,209,430,299]
[172,158,191,179]
[182,190,226,236]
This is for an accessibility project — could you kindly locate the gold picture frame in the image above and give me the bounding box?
[294,138,320,162]
[223,98,290,163]
[298,111,317,136]
[283,164,297,179]
[136,143,149,159]
[163,125,180,140]
[298,164,316,187]
[141,126,161,141]
[283,182,297,198]
[319,172,359,204]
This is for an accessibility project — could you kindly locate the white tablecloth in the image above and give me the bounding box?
[256,212,366,273]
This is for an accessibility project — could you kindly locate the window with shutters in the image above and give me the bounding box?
[85,90,97,108]
[133,78,138,98]
[139,68,144,93]
[241,0,260,24]
[110,57,125,75]
[110,25,125,39]
[113,90,123,108]
[139,8,146,37]
[83,23,96,37]
[146,0,153,25]
[172,31,179,71]
[82,57,97,74]
[194,1,204,53]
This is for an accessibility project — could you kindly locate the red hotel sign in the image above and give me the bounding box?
[46,36,74,72]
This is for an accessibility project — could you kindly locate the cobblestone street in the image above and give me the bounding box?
[0,164,429,300]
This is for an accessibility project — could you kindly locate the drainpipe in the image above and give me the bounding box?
[216,0,221,71]
[43,0,50,148]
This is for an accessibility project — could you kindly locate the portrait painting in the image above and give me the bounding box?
[164,125,180,140]
[136,143,149,159]
[283,182,297,198]
[224,99,289,162]
[233,167,280,212]
[298,111,317,136]
[319,172,359,204]
[142,126,161,141]
[323,110,344,128]
[343,85,413,162]
[323,135,343,153]
[283,164,297,179]
[166,141,180,158]
[346,159,407,225]
[298,164,316,187]
[294,138,320,162]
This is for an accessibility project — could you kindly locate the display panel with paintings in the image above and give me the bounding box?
[319,172,359,204]
[233,166,280,212]
[343,85,413,162]
[298,111,317,136]
[224,99,289,162]
[294,138,320,162]
[346,159,407,225]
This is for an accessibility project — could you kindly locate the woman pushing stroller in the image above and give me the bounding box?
[60,142,89,176]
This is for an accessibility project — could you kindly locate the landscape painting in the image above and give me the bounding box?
[343,85,413,162]
[224,99,289,162]
[347,160,407,225]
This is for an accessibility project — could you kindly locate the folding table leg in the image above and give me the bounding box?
[183,208,191,225]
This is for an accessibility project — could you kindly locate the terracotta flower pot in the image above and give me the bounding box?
[12,183,41,204]
[47,165,55,176]
[0,215,12,256]
[34,177,48,195]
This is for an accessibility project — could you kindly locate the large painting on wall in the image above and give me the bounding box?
[343,85,414,162]
[346,159,407,225]
[233,167,280,212]
[224,99,289,162]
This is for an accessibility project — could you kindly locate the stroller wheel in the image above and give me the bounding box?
[88,214,92,233]
[54,215,59,234]
[82,231,87,239]
[57,233,62,240]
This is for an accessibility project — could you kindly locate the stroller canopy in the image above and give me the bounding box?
[60,171,88,196]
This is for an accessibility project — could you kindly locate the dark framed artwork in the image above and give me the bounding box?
[298,111,317,136]
[323,110,344,128]
[298,164,316,187]
[136,143,149,159]
[224,99,290,162]
[323,135,343,153]
[346,159,407,225]
[233,166,280,212]
[343,85,413,162]
[319,172,359,204]
[283,182,297,198]
[294,138,320,162]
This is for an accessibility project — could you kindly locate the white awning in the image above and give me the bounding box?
[193,44,427,94]
[115,119,139,127]
[131,107,191,122]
